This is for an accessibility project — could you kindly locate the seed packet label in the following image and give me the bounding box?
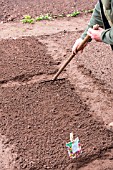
[72,139,79,153]
[66,137,82,159]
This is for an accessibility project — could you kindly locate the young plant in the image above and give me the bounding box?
[21,15,35,24]
[67,11,80,17]
[36,14,52,21]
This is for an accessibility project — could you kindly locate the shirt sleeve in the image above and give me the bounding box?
[101,27,113,44]
[81,2,104,39]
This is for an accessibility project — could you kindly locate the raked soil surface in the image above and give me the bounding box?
[0,0,113,170]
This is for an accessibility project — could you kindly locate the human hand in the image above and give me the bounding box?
[72,38,87,54]
[87,27,104,42]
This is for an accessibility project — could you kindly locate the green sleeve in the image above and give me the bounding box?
[81,2,104,39]
[101,27,113,44]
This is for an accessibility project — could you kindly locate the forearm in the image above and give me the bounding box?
[81,2,103,39]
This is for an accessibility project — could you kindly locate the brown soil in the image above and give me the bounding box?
[0,37,58,82]
[0,0,113,170]
[0,0,97,22]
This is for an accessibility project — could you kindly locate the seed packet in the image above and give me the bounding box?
[66,133,82,159]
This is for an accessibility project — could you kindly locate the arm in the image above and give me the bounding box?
[81,2,104,39]
[82,1,113,45]
[72,1,105,54]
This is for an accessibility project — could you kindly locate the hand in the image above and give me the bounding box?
[87,27,104,42]
[72,38,87,54]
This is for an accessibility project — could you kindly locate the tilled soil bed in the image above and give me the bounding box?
[0,37,113,170]
[0,37,58,83]
[0,0,113,169]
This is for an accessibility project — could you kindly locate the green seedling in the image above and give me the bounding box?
[67,11,80,17]
[21,18,35,24]
[36,14,52,21]
[23,15,32,19]
[21,15,35,24]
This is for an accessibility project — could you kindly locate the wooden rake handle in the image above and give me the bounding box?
[52,24,99,81]
[52,35,91,81]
